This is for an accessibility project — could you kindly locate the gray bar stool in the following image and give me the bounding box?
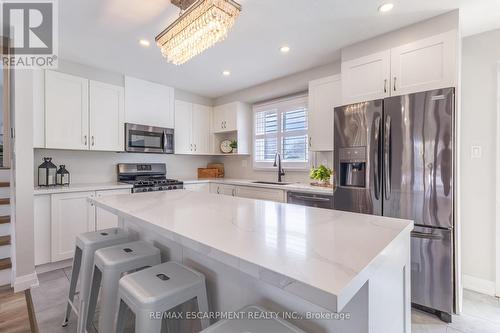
[62,228,129,330]
[86,240,161,333]
[200,305,306,333]
[115,261,210,333]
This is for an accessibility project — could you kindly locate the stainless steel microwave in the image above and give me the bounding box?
[125,123,174,154]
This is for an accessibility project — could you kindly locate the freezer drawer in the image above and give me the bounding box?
[411,226,453,314]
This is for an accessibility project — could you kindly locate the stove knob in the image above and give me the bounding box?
[172,186,177,190]
[158,187,164,191]
[168,186,173,190]
[147,188,153,192]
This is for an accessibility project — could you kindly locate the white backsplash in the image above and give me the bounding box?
[33,150,333,185]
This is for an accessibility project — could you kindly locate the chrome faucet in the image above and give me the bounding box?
[273,152,285,183]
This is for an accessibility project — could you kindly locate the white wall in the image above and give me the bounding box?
[12,70,36,290]
[461,28,500,292]
[34,149,221,184]
[214,61,340,106]
[341,10,459,61]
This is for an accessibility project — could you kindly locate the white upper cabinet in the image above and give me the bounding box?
[174,100,212,154]
[390,31,457,96]
[124,76,174,128]
[174,100,193,154]
[89,81,125,151]
[212,102,240,133]
[341,31,458,104]
[308,75,342,151]
[341,50,390,104]
[45,70,89,150]
[192,104,211,154]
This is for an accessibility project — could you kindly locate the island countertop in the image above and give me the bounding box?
[91,190,413,311]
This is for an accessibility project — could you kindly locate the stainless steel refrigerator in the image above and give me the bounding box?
[333,88,454,322]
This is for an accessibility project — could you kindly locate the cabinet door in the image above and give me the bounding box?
[236,186,285,202]
[390,31,457,96]
[308,75,341,151]
[210,183,236,196]
[184,183,210,192]
[192,104,211,154]
[124,76,174,128]
[51,191,96,262]
[89,81,125,151]
[34,195,51,266]
[212,106,226,133]
[95,189,131,230]
[45,70,89,150]
[174,100,193,154]
[341,50,390,104]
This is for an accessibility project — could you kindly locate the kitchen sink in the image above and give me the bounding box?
[252,181,292,186]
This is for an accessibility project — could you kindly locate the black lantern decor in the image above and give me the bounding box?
[38,157,57,187]
[56,165,70,186]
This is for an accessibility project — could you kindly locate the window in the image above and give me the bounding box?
[253,95,309,169]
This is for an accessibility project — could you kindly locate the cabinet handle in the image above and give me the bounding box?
[393,77,397,92]
[194,144,197,151]
[384,79,387,93]
[232,188,236,196]
[84,135,87,146]
[221,121,224,129]
[190,143,193,151]
[309,136,312,148]
[91,136,95,146]
[223,121,226,129]
[217,187,220,194]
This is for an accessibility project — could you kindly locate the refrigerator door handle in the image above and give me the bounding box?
[373,115,381,200]
[384,114,392,200]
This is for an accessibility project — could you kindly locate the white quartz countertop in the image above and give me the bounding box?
[91,190,413,310]
[182,178,335,195]
[34,182,133,195]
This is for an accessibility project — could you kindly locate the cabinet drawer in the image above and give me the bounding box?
[236,186,285,202]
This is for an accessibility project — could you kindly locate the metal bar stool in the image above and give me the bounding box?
[200,305,306,333]
[62,228,130,331]
[115,261,210,333]
[86,240,161,333]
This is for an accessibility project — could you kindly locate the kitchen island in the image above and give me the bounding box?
[91,190,413,333]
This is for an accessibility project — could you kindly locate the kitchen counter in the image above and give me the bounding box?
[182,178,335,195]
[92,190,412,333]
[34,182,133,195]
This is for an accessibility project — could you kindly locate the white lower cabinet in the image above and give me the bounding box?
[95,189,131,230]
[236,186,285,203]
[210,183,237,196]
[51,191,96,262]
[184,183,210,192]
[34,195,51,266]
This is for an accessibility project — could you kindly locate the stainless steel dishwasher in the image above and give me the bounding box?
[287,191,333,209]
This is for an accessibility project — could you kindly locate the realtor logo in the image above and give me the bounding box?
[1,0,58,68]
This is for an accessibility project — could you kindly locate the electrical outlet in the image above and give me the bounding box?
[471,145,482,159]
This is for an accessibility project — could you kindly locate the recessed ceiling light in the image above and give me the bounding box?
[378,3,394,12]
[280,45,291,53]
[222,70,231,76]
[139,39,151,47]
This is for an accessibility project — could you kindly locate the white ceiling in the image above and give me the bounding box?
[60,0,500,98]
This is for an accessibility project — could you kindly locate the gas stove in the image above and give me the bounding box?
[117,163,183,193]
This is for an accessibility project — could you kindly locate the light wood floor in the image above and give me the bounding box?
[0,285,38,333]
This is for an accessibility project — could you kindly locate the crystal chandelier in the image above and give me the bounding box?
[156,0,242,65]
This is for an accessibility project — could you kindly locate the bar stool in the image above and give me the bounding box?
[115,261,210,333]
[200,305,306,333]
[86,240,161,333]
[62,228,130,330]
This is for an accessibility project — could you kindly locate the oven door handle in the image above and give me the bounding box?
[411,231,443,240]
[163,130,168,153]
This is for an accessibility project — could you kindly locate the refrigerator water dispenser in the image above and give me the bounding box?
[339,147,366,188]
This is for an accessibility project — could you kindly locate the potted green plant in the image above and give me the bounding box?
[230,140,238,154]
[310,165,333,185]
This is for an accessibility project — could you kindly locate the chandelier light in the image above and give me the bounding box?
[156,0,242,65]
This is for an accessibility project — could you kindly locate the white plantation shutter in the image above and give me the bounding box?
[253,95,309,169]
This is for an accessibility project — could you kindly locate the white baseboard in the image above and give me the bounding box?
[462,274,496,296]
[13,272,39,292]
